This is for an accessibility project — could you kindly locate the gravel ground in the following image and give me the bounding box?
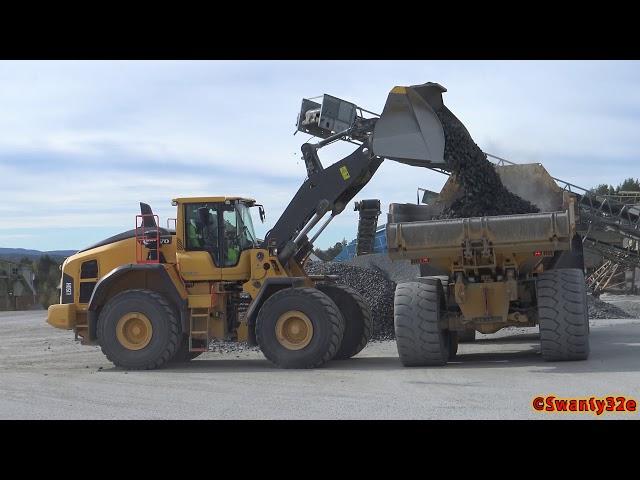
[208,339,260,354]
[2,311,639,419]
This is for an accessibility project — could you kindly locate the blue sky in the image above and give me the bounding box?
[1,60,639,251]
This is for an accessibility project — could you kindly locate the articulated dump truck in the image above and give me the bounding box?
[386,163,590,366]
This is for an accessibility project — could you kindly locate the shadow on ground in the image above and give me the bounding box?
[474,333,540,344]
[97,328,640,376]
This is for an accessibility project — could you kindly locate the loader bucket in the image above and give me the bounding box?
[372,82,450,167]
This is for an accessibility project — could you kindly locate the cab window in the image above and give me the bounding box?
[185,203,221,266]
[184,201,258,268]
[222,209,239,267]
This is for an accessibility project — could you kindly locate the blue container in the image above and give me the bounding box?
[334,224,387,262]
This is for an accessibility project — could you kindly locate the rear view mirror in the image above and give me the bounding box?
[257,205,266,223]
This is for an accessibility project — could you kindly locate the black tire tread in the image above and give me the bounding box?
[98,289,180,370]
[537,269,590,361]
[256,287,344,368]
[318,283,372,359]
[170,335,203,363]
[394,281,448,366]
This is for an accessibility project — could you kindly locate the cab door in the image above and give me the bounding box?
[219,206,252,281]
[176,202,223,281]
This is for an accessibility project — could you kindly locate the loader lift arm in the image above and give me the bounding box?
[261,82,450,266]
[261,130,383,266]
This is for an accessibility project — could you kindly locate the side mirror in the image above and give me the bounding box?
[197,207,211,226]
[258,205,266,223]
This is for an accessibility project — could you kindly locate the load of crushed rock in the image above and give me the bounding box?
[305,260,396,340]
[433,105,539,218]
[587,294,633,319]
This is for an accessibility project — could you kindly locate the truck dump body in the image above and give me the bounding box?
[387,210,573,274]
[385,163,581,275]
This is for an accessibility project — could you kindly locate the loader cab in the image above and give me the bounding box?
[173,196,261,281]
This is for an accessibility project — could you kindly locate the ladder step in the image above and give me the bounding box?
[190,331,209,335]
[191,313,210,318]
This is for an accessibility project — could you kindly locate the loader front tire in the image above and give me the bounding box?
[256,287,345,368]
[537,268,590,361]
[394,281,451,366]
[97,289,180,370]
[317,283,372,359]
[169,335,203,363]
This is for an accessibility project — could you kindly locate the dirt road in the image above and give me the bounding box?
[1,311,639,419]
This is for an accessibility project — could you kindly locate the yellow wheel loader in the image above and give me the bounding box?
[47,83,453,369]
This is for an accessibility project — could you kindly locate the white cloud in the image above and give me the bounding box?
[1,60,638,250]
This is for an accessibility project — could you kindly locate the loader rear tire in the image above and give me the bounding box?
[317,283,372,359]
[169,335,203,363]
[536,268,590,361]
[256,287,345,369]
[394,281,451,367]
[97,289,180,370]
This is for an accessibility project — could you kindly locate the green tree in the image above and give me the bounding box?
[18,257,33,267]
[33,255,62,308]
[593,183,615,195]
[313,238,347,261]
[617,178,640,193]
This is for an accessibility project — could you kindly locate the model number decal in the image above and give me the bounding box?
[142,237,171,246]
[65,282,72,296]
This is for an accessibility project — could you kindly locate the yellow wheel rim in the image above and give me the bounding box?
[116,312,153,350]
[275,310,313,350]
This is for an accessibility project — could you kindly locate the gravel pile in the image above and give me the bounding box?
[599,294,640,318]
[208,339,260,354]
[306,260,396,340]
[434,106,539,218]
[587,294,634,319]
[347,253,419,284]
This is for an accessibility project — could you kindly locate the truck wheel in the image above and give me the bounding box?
[537,268,590,361]
[256,287,345,368]
[169,335,203,363]
[317,283,372,359]
[458,328,476,343]
[394,281,451,366]
[97,289,180,370]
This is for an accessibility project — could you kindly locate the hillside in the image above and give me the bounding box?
[0,248,77,263]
